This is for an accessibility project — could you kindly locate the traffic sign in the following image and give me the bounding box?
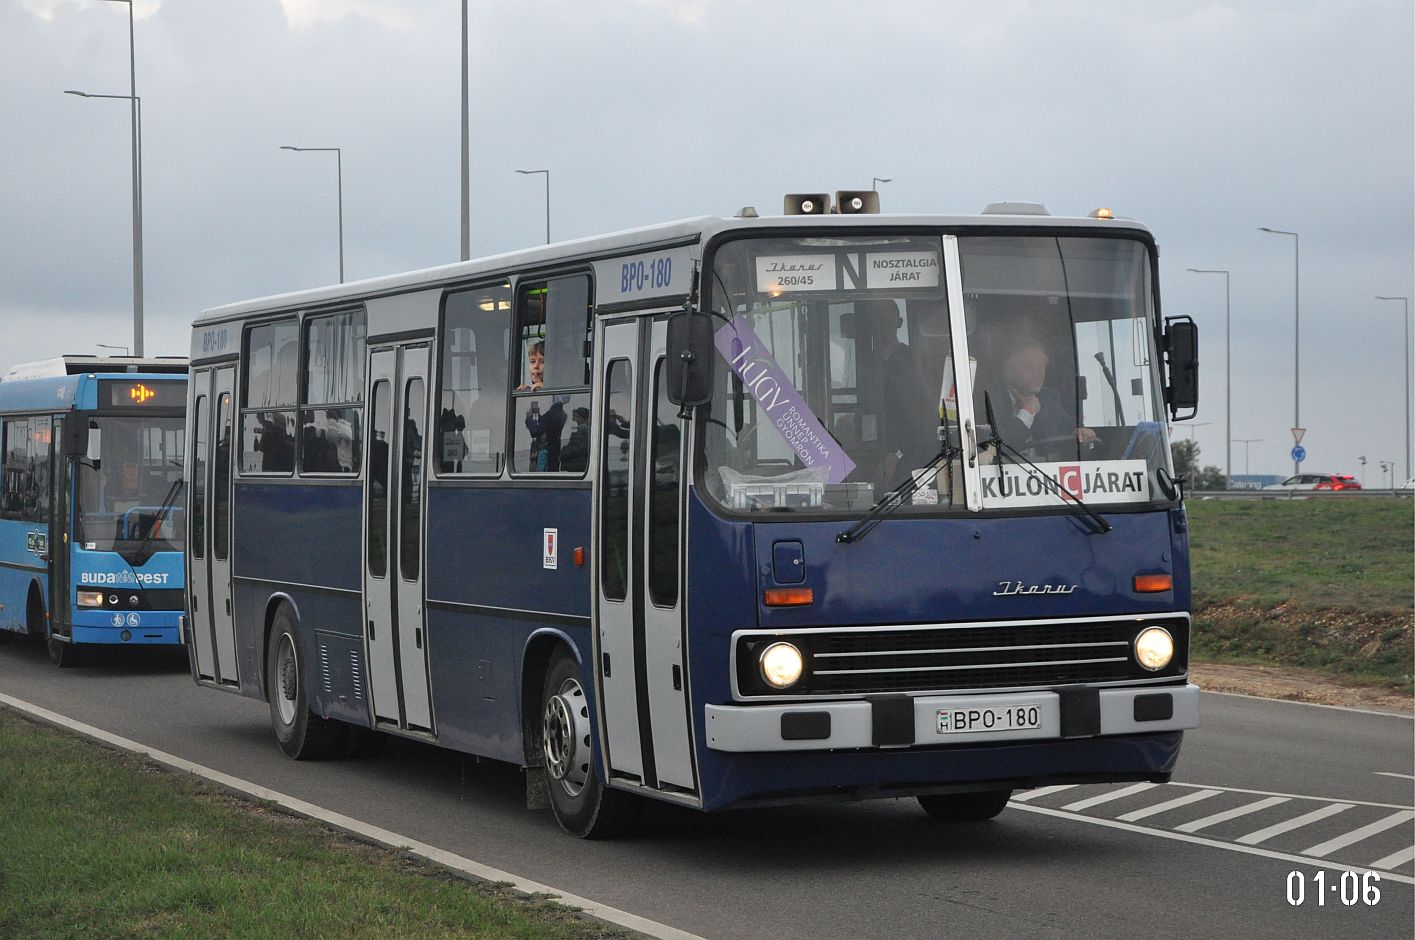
[1291,445,1306,463]
[1291,427,1306,445]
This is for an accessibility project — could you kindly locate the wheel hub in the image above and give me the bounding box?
[542,677,591,796]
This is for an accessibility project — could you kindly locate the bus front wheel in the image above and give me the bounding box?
[266,606,340,760]
[540,651,637,838]
[917,790,1012,822]
[47,634,81,668]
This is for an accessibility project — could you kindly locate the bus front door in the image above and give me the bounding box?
[595,316,696,796]
[189,367,239,686]
[363,344,434,733]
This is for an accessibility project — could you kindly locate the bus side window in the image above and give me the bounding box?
[240,319,298,475]
[438,282,510,476]
[301,309,366,475]
[512,275,593,475]
[1,417,43,522]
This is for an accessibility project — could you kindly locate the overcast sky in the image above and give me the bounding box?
[2,0,1411,480]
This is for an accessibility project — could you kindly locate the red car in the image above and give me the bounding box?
[1314,474,1362,491]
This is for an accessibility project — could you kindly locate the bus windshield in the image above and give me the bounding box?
[700,233,1172,515]
[77,414,186,556]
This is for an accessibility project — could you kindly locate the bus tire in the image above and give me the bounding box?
[540,650,637,839]
[917,789,1012,822]
[266,605,339,760]
[47,634,82,668]
[26,585,47,642]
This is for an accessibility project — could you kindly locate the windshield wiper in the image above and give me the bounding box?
[837,440,960,544]
[131,470,185,562]
[982,392,1111,535]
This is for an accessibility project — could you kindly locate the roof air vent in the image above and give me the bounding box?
[981,201,1051,216]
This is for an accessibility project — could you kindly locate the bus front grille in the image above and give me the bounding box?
[735,617,1188,698]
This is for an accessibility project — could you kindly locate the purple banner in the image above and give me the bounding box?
[714,316,856,484]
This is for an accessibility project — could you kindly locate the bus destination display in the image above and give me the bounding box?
[100,380,185,409]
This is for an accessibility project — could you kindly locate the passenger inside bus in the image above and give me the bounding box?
[856,298,945,484]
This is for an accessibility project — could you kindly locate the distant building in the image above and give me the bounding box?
[1229,474,1281,490]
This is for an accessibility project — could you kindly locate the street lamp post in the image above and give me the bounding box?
[281,146,344,283]
[1234,437,1263,476]
[1187,268,1231,485]
[96,343,130,356]
[516,169,550,244]
[1259,227,1300,475]
[872,177,892,192]
[79,0,142,356]
[1375,295,1411,482]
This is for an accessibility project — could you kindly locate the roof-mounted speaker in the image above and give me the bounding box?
[835,191,880,214]
[784,193,831,215]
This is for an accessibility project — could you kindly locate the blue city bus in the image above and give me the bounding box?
[0,356,188,667]
[185,196,1201,837]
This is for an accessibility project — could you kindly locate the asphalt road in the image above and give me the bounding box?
[1,640,1411,940]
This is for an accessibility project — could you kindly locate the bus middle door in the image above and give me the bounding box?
[363,344,434,733]
[594,316,696,796]
[189,367,239,686]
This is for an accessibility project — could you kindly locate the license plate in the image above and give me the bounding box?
[937,704,1042,734]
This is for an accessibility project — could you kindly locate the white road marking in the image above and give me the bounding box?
[1369,845,1415,871]
[1373,771,1415,781]
[1175,796,1291,833]
[1237,803,1354,846]
[1010,785,1076,802]
[1302,811,1415,858]
[1060,782,1155,812]
[0,693,704,940]
[1010,802,1415,886]
[1116,788,1220,822]
[1166,780,1411,811]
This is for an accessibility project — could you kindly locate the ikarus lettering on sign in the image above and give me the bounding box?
[755,255,837,293]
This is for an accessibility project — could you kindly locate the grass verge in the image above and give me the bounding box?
[0,709,625,939]
[1186,498,1413,692]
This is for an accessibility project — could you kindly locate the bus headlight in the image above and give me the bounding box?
[759,642,804,689]
[1134,626,1174,671]
[77,590,105,608]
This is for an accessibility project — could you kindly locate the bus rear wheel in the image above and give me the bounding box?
[266,606,340,760]
[540,651,637,838]
[917,789,1012,822]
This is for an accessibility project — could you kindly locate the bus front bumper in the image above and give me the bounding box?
[704,684,1199,753]
[67,609,183,646]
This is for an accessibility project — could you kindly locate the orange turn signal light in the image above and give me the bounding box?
[763,587,814,607]
[1133,574,1173,593]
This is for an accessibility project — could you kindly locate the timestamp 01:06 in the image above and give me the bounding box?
[1286,870,1381,906]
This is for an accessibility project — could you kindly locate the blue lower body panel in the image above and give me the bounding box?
[69,608,182,646]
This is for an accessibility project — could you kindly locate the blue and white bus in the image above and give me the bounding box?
[0,356,188,666]
[185,195,1201,836]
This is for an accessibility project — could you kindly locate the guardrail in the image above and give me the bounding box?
[1188,488,1413,500]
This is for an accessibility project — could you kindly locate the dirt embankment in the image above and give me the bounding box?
[1190,661,1413,715]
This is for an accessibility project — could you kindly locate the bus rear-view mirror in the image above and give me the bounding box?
[666,309,715,407]
[86,422,103,467]
[1164,316,1199,420]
